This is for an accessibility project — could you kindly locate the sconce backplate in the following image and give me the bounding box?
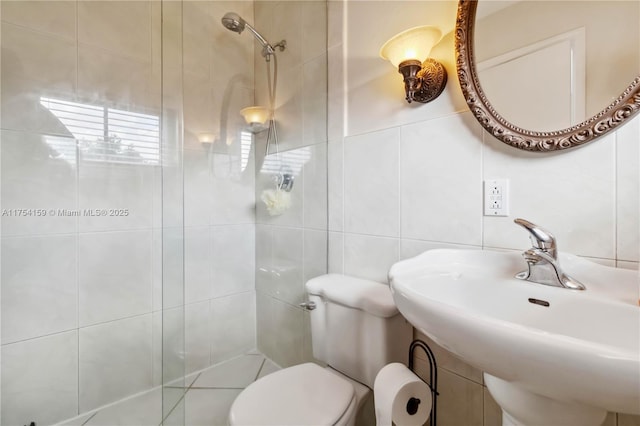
[412,58,448,103]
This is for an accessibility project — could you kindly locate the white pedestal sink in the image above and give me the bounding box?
[388,249,640,426]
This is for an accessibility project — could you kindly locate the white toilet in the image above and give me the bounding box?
[228,274,413,426]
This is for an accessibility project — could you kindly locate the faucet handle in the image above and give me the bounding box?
[514,218,557,258]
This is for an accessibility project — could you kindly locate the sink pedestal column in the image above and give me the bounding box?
[484,374,608,426]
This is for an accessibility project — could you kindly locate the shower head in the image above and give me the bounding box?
[221,12,246,34]
[221,12,271,50]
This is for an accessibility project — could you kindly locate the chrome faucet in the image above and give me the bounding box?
[514,218,585,290]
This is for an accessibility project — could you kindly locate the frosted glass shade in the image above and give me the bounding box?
[198,132,216,144]
[240,106,269,125]
[380,26,443,67]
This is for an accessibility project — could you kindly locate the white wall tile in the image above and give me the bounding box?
[344,127,400,237]
[616,260,638,271]
[327,1,343,50]
[1,1,77,40]
[79,315,153,412]
[77,46,156,109]
[1,24,77,135]
[160,160,185,230]
[2,235,77,344]
[210,151,256,226]
[152,230,163,311]
[154,308,186,387]
[78,162,156,232]
[184,226,213,304]
[303,143,328,230]
[152,311,163,387]
[273,66,304,152]
[302,2,328,62]
[414,331,483,384]
[303,54,328,145]
[259,296,305,368]
[183,148,213,227]
[185,301,212,374]
[304,229,328,283]
[327,45,345,143]
[328,140,344,231]
[256,224,274,296]
[1,130,77,236]
[183,73,214,141]
[434,368,484,426]
[182,1,213,78]
[343,233,399,283]
[212,224,255,299]
[255,292,273,359]
[271,226,305,305]
[78,1,152,61]
[482,132,616,259]
[210,292,257,364]
[79,230,153,326]
[1,331,78,426]
[401,113,483,246]
[160,227,186,310]
[616,119,639,261]
[271,1,303,70]
[328,231,344,274]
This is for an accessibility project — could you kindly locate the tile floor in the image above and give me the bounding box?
[56,353,280,426]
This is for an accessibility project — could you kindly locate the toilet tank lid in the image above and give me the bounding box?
[306,274,399,318]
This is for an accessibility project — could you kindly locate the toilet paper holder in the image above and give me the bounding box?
[408,339,439,426]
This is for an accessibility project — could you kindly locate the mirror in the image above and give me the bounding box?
[455,0,640,151]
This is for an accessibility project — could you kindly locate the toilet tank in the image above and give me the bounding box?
[306,274,413,388]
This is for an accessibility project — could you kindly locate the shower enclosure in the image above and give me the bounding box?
[0,0,327,424]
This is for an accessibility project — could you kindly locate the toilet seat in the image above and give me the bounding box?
[228,363,356,426]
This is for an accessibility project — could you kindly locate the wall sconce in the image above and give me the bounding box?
[198,132,216,144]
[240,106,270,133]
[380,25,447,104]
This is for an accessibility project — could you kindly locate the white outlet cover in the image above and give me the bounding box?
[484,179,509,216]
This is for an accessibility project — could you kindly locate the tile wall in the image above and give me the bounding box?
[180,0,257,377]
[1,2,163,424]
[328,1,640,425]
[253,0,329,368]
[1,1,258,424]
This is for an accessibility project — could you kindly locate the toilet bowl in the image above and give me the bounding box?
[228,274,412,426]
[228,363,370,426]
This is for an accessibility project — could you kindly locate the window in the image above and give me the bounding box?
[40,97,160,165]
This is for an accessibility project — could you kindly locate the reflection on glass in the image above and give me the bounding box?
[240,130,252,172]
[40,97,160,165]
[260,146,310,176]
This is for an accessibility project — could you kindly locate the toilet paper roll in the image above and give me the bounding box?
[374,363,432,426]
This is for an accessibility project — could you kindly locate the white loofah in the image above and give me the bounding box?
[261,188,291,216]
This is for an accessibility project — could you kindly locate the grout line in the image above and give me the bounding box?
[187,386,246,390]
[80,411,98,426]
[159,388,188,426]
[254,358,267,381]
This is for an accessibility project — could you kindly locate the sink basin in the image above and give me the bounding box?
[389,249,640,425]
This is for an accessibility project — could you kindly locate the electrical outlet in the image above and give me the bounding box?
[484,179,509,216]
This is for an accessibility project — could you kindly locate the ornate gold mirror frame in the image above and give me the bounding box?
[455,0,640,152]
